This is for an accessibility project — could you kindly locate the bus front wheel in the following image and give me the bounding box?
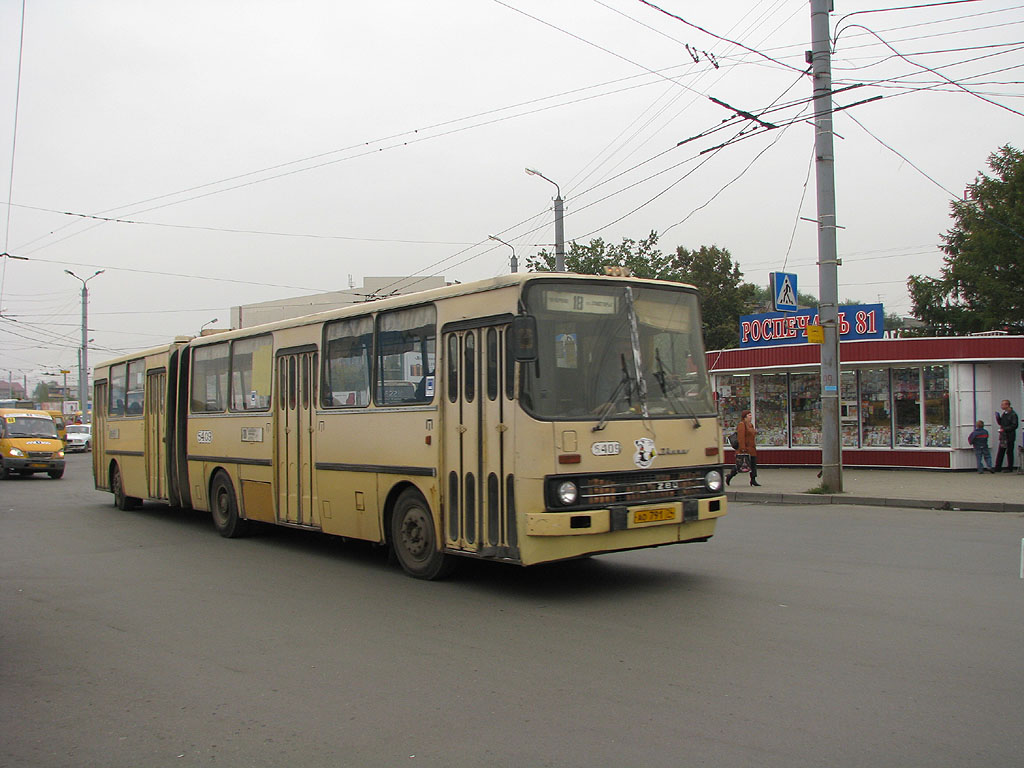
[390,489,454,580]
[210,473,250,539]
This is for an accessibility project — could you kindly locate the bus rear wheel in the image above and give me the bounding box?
[210,473,250,538]
[111,464,140,510]
[390,489,454,580]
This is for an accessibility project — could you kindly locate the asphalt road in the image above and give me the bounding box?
[2,453,1022,768]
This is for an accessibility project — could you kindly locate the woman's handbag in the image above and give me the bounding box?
[735,453,751,473]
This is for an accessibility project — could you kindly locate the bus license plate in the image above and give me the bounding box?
[29,463,47,469]
[633,507,677,525]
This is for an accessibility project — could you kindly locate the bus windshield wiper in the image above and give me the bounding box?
[655,348,700,428]
[592,354,632,432]
[623,287,649,419]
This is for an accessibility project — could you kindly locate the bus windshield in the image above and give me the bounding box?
[519,281,715,421]
[3,415,59,439]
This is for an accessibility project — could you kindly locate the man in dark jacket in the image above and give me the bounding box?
[994,399,1018,472]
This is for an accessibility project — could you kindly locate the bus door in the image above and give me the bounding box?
[145,369,167,499]
[93,380,107,487]
[442,322,516,558]
[274,347,319,529]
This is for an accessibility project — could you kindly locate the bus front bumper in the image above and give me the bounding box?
[525,495,726,537]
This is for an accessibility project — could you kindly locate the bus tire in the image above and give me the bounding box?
[210,472,250,539]
[390,489,454,580]
[111,464,141,510]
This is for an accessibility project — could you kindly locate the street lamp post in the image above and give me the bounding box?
[488,235,517,273]
[200,318,218,334]
[65,269,104,416]
[525,167,565,272]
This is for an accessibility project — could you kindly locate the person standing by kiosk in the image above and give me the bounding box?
[994,399,1018,473]
[726,409,760,487]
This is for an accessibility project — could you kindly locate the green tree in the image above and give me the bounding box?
[672,245,759,349]
[32,381,53,403]
[908,144,1024,334]
[525,231,674,278]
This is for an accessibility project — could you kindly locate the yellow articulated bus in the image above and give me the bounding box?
[92,273,726,578]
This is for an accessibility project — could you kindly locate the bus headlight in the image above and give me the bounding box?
[556,480,579,506]
[8,447,24,457]
[704,470,723,493]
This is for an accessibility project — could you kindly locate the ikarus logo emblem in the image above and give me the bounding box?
[633,437,657,469]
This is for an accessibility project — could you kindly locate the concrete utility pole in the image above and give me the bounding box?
[65,269,103,415]
[525,168,565,272]
[809,0,843,491]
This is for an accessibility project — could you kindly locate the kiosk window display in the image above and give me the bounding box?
[790,372,821,446]
[924,365,951,447]
[716,374,750,435]
[894,367,922,447]
[860,368,892,448]
[754,373,789,446]
[713,364,955,451]
[841,371,859,447]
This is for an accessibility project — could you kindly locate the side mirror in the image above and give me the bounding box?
[511,315,538,362]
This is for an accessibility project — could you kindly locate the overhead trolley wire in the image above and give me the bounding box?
[833,0,985,36]
[837,24,1024,117]
[634,0,808,74]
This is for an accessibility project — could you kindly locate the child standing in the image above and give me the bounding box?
[967,420,994,473]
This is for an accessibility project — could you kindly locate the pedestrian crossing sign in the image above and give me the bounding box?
[771,272,798,312]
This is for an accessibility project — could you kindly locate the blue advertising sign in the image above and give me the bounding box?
[770,272,798,312]
[739,304,885,348]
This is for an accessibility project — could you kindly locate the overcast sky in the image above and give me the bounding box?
[1,0,1021,390]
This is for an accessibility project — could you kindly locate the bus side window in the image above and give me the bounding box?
[323,316,372,408]
[191,343,229,413]
[376,306,436,406]
[447,335,459,403]
[486,327,498,401]
[126,359,144,414]
[109,363,127,417]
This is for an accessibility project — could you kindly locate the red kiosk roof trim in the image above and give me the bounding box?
[707,336,1024,372]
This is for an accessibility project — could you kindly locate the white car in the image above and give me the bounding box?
[64,424,92,452]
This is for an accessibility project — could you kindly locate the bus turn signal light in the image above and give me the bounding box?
[558,453,581,464]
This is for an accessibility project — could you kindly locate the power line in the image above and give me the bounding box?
[832,39,1024,74]
[634,0,807,73]
[833,0,985,37]
[491,0,711,95]
[6,204,482,247]
[837,24,1024,116]
[844,112,1024,244]
[16,256,330,293]
[660,108,806,239]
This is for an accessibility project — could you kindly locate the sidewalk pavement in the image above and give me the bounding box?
[726,466,1024,514]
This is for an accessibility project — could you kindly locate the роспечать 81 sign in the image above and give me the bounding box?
[738,304,884,348]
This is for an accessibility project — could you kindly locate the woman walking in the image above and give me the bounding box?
[727,410,760,487]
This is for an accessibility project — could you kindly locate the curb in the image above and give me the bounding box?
[727,490,1024,514]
